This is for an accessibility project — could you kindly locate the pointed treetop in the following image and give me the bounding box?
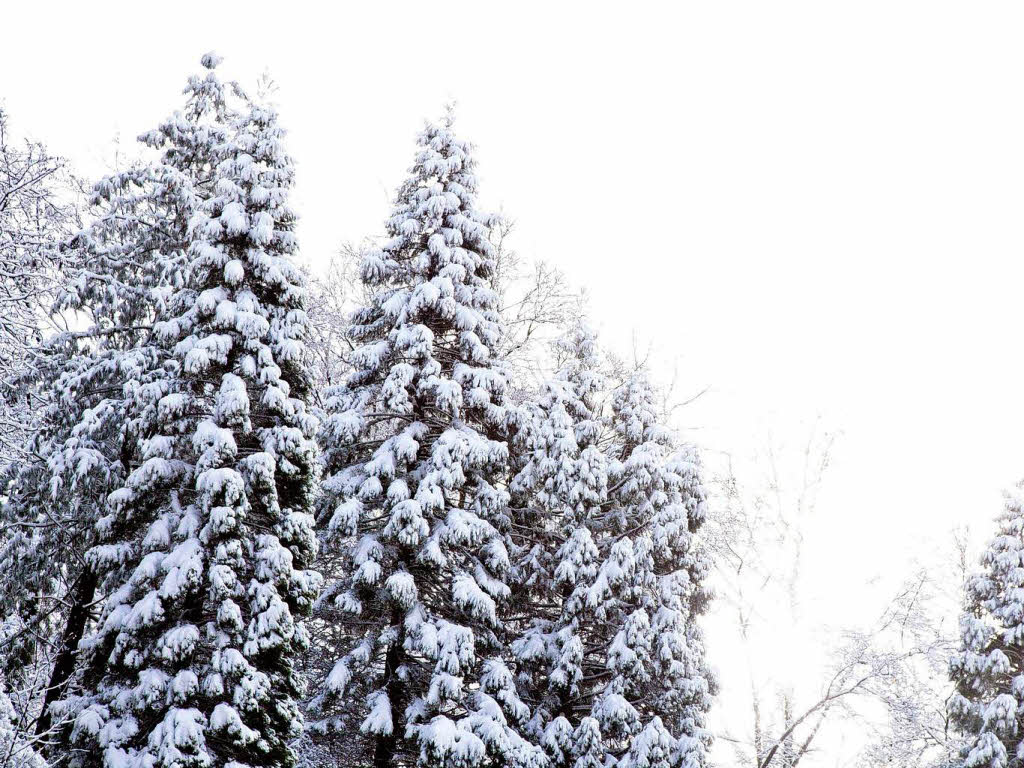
[441,101,458,129]
[201,51,223,70]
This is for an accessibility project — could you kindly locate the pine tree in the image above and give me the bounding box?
[950,483,1024,768]
[310,112,542,768]
[61,55,319,768]
[510,337,715,768]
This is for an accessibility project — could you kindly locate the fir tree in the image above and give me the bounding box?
[0,53,239,751]
[311,112,542,768]
[511,334,715,768]
[61,55,319,768]
[508,322,608,758]
[950,482,1024,768]
[599,373,714,768]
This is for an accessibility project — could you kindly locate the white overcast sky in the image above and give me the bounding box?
[4,2,1024,763]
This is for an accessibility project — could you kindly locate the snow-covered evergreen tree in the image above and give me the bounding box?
[950,482,1024,768]
[56,54,320,768]
[0,53,244,752]
[601,374,715,768]
[508,322,607,759]
[310,111,542,768]
[511,333,715,768]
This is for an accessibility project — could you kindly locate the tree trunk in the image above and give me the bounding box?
[35,566,97,749]
[374,609,405,768]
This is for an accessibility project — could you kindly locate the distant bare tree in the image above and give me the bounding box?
[488,218,579,388]
[856,532,969,768]
[707,428,966,768]
[706,425,837,768]
[0,107,81,464]
[304,244,364,411]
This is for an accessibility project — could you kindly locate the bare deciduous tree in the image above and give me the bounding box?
[707,427,967,768]
[706,425,837,768]
[0,107,81,464]
[856,532,969,768]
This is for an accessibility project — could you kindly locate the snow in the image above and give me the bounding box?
[360,691,394,736]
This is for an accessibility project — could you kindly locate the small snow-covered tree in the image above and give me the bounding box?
[508,322,608,759]
[60,55,320,768]
[950,483,1024,768]
[511,326,716,768]
[310,112,542,768]
[594,373,715,768]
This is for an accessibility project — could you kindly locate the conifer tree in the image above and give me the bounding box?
[950,483,1024,768]
[509,322,608,760]
[511,335,715,768]
[0,53,239,750]
[601,374,714,768]
[311,112,542,768]
[59,55,319,768]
